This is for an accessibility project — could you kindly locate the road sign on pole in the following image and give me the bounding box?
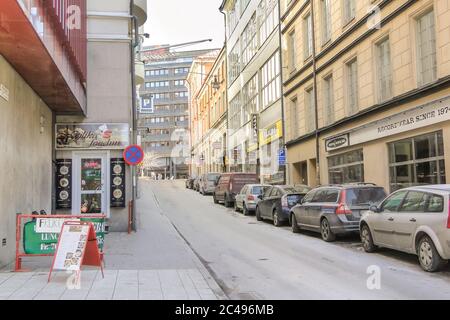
[123,145,144,166]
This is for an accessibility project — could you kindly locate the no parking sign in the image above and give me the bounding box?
[123,145,144,166]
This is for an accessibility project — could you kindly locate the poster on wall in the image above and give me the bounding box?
[110,158,126,208]
[56,159,72,209]
[55,123,130,150]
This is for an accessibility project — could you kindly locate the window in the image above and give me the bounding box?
[229,93,242,129]
[303,13,313,59]
[389,131,446,191]
[174,91,188,98]
[312,189,339,203]
[242,14,258,67]
[399,191,427,212]
[261,51,281,109]
[323,74,334,125]
[302,190,316,203]
[416,10,437,86]
[376,38,392,102]
[174,68,189,74]
[343,0,356,25]
[242,74,259,123]
[321,0,331,44]
[258,0,279,46]
[174,80,186,86]
[328,149,364,184]
[381,191,408,213]
[149,69,169,76]
[290,96,299,140]
[427,194,444,212]
[305,87,315,133]
[228,41,241,84]
[288,29,297,72]
[346,58,358,115]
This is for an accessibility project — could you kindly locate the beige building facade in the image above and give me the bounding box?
[281,0,450,192]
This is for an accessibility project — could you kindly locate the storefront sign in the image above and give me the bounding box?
[325,96,450,152]
[325,133,350,152]
[111,158,126,208]
[23,217,105,255]
[251,113,259,140]
[0,84,9,101]
[55,159,72,209]
[55,123,129,150]
[259,120,283,146]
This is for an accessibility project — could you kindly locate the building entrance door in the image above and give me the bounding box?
[73,152,109,217]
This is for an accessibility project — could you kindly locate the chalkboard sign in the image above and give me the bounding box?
[56,159,72,209]
[110,158,126,207]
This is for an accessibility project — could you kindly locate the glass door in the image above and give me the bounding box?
[73,152,109,216]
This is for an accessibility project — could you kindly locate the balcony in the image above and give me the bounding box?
[133,0,148,27]
[0,0,87,113]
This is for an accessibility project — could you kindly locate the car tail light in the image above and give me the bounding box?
[281,196,288,207]
[336,190,352,215]
[247,195,255,201]
[447,200,450,229]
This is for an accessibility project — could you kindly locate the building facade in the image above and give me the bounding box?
[220,0,285,185]
[188,50,226,176]
[281,0,450,192]
[138,48,215,179]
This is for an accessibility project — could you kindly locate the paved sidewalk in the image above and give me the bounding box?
[0,179,226,300]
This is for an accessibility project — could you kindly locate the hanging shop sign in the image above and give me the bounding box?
[259,120,283,146]
[325,96,450,152]
[23,217,105,255]
[55,159,72,209]
[55,123,130,150]
[111,158,126,208]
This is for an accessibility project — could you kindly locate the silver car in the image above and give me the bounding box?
[199,173,221,195]
[360,185,450,272]
[234,184,271,215]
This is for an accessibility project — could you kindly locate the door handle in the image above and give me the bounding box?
[409,218,417,222]
[388,217,394,221]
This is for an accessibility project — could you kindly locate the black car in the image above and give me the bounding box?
[255,185,311,227]
[185,176,196,189]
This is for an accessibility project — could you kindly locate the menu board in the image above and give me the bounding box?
[56,159,72,209]
[53,223,90,271]
[110,158,126,207]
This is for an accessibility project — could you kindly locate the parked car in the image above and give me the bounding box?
[193,176,201,191]
[199,173,221,195]
[290,183,387,242]
[234,184,271,215]
[213,173,259,207]
[255,185,311,226]
[185,176,196,189]
[360,185,450,272]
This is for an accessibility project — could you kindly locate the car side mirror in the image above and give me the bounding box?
[370,205,381,213]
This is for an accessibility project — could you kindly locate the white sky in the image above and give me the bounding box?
[143,0,225,51]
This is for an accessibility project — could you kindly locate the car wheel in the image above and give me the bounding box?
[360,224,377,253]
[320,218,336,242]
[417,236,448,272]
[256,206,262,221]
[234,201,239,212]
[273,209,282,227]
[224,194,233,208]
[213,194,219,204]
[291,214,300,233]
[243,204,249,216]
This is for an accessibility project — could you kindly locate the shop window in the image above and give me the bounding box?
[389,131,445,191]
[328,149,364,184]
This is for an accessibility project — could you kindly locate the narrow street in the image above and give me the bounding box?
[142,179,450,300]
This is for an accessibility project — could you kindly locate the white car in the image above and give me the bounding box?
[360,185,450,272]
[234,184,271,215]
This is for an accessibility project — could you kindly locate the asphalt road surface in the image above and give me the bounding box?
[139,179,450,300]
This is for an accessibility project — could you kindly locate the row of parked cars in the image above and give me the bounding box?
[186,173,450,272]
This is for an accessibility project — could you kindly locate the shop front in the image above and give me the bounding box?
[54,123,131,231]
[322,96,450,192]
[259,120,285,185]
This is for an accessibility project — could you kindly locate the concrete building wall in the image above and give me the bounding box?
[0,55,53,267]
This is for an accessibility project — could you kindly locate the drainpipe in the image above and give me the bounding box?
[276,0,286,185]
[219,7,228,173]
[130,0,140,231]
[310,0,321,186]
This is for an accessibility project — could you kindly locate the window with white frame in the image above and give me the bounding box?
[258,0,279,46]
[321,0,331,44]
[228,41,241,84]
[229,93,242,129]
[346,58,358,115]
[242,13,258,67]
[416,9,437,86]
[376,37,392,102]
[303,13,313,60]
[343,0,356,25]
[261,51,281,109]
[305,87,315,133]
[323,74,334,125]
[242,73,259,123]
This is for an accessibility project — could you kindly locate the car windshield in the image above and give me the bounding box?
[251,186,270,195]
[346,187,387,206]
[207,174,220,181]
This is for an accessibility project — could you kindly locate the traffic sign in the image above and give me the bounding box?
[123,145,144,166]
[278,148,286,166]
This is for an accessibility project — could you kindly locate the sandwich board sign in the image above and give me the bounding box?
[48,221,104,283]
